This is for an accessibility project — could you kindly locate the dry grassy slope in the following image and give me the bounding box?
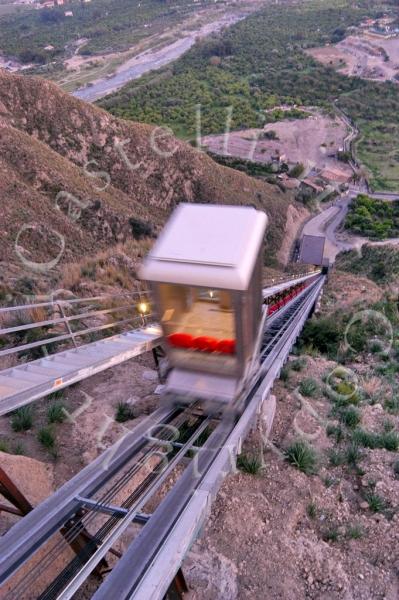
[0,69,301,286]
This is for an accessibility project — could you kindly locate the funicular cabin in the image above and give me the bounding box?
[139,203,267,405]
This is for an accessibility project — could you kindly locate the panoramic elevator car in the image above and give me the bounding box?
[139,203,268,406]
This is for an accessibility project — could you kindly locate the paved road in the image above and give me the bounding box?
[302,192,399,262]
[302,195,354,260]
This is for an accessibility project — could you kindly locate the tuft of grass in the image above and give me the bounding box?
[237,453,262,475]
[365,492,386,513]
[306,502,317,519]
[11,406,33,432]
[326,423,344,443]
[13,443,25,455]
[352,428,399,452]
[324,476,335,488]
[37,426,56,451]
[115,401,135,423]
[322,526,339,542]
[299,378,319,398]
[383,419,395,432]
[291,357,307,372]
[346,524,364,539]
[339,406,361,429]
[381,431,399,452]
[279,365,290,382]
[384,396,399,414]
[345,443,362,467]
[0,439,9,453]
[47,403,66,424]
[370,341,383,354]
[329,448,346,467]
[285,439,317,474]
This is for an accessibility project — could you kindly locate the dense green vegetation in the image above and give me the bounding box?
[100,0,399,190]
[298,296,398,359]
[345,195,399,239]
[335,244,399,283]
[0,0,212,64]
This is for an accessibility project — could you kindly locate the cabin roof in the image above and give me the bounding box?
[139,203,267,290]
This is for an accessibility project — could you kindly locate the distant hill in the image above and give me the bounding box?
[0,69,305,297]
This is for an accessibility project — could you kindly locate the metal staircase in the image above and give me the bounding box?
[0,325,162,416]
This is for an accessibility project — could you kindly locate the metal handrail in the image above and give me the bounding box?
[0,291,150,314]
[0,305,135,336]
[0,291,153,359]
[263,269,321,286]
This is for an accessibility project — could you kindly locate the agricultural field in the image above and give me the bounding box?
[100,0,399,191]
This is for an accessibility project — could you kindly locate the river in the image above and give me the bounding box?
[73,12,247,103]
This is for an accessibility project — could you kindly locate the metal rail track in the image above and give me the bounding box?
[0,272,319,417]
[92,276,326,600]
[0,276,325,600]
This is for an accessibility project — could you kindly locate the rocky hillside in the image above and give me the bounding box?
[0,69,304,298]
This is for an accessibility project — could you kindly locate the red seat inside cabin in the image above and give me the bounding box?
[167,333,235,354]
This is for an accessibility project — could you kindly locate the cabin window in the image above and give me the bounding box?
[158,284,236,355]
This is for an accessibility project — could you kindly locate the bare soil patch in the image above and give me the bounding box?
[184,350,399,599]
[202,110,352,175]
[307,34,399,83]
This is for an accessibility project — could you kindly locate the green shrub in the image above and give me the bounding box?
[345,195,399,241]
[115,401,135,423]
[291,357,307,372]
[279,365,290,382]
[306,502,317,519]
[0,439,9,453]
[346,524,364,539]
[299,378,319,398]
[352,428,399,452]
[37,426,56,451]
[326,424,344,443]
[329,448,346,467]
[339,406,361,429]
[365,492,386,513]
[384,396,399,414]
[11,406,33,432]
[324,476,335,488]
[285,439,317,474]
[322,526,339,542]
[13,443,25,455]
[381,431,399,452]
[345,443,362,467]
[47,402,66,424]
[299,317,342,357]
[237,453,262,475]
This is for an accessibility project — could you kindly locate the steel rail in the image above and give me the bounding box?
[0,405,180,585]
[92,277,325,600]
[39,417,212,600]
[0,276,325,600]
[8,411,208,600]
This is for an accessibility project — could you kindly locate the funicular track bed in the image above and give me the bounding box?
[0,276,325,600]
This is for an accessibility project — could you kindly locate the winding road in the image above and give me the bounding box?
[302,192,399,262]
